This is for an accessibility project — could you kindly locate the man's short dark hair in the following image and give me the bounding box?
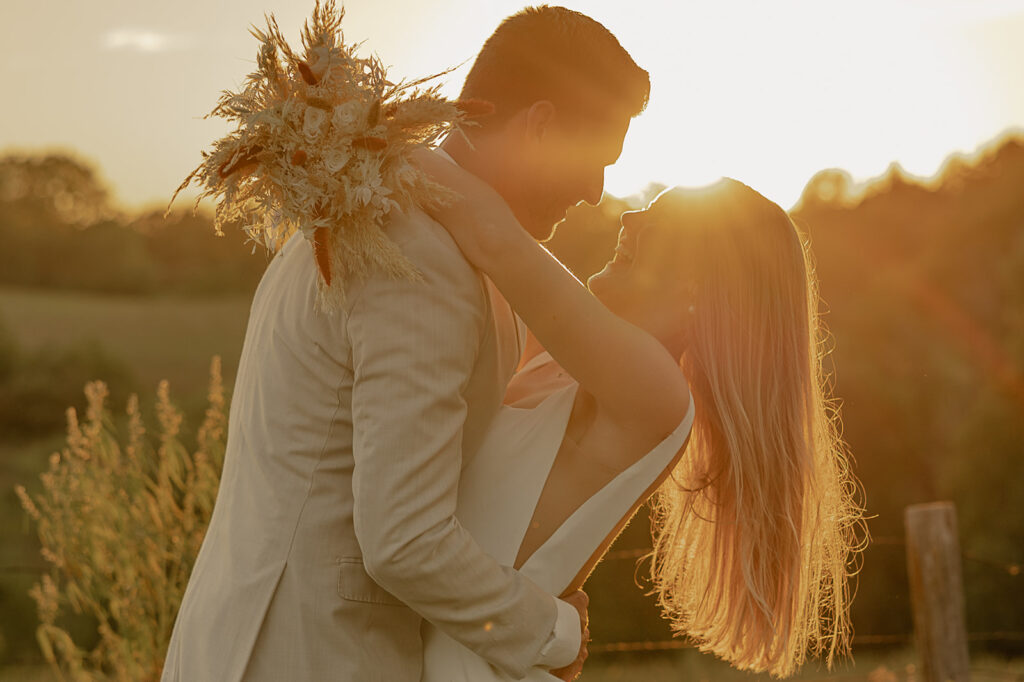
[460,6,650,129]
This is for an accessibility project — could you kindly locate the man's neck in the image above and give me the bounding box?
[439,133,539,238]
[440,134,511,201]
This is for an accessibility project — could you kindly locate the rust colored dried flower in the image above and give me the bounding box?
[456,98,496,119]
[313,226,332,286]
[298,61,319,86]
[218,147,263,179]
[306,95,333,111]
[291,149,309,166]
[367,98,382,127]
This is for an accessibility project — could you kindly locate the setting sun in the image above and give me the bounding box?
[1,0,1022,210]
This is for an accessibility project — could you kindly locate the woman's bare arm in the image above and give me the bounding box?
[415,150,689,439]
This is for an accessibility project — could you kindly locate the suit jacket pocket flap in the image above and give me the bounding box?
[337,558,405,607]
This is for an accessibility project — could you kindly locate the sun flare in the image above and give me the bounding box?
[1,0,1022,211]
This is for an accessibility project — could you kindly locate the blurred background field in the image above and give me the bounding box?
[1,649,1023,682]
[0,288,250,406]
[1,131,1023,677]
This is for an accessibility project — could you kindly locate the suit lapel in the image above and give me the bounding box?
[431,147,524,389]
[483,275,523,389]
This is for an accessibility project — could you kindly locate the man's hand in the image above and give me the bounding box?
[550,590,590,682]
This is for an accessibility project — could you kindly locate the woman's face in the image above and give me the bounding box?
[588,188,695,340]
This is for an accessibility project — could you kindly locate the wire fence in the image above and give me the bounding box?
[590,632,1024,654]
[2,535,1021,672]
[602,535,1023,575]
[590,533,1022,658]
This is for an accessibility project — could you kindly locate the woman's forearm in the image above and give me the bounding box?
[434,194,517,271]
[416,149,690,436]
[480,221,689,436]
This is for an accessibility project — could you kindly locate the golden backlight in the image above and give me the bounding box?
[0,0,1021,210]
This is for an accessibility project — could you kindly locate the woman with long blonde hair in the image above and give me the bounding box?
[629,183,865,677]
[413,149,865,681]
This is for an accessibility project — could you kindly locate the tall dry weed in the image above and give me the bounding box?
[15,357,226,682]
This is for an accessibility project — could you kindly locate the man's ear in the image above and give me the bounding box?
[523,100,557,144]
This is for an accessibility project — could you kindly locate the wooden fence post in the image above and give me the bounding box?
[904,501,971,682]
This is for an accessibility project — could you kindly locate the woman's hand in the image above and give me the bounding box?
[410,146,689,446]
[410,148,518,269]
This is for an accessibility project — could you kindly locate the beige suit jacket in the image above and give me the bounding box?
[161,200,567,681]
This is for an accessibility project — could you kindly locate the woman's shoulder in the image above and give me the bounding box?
[578,373,693,477]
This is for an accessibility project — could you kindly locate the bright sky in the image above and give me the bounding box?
[2,0,1023,211]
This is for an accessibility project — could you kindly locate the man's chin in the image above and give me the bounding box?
[536,213,571,243]
[526,219,559,243]
[586,265,612,294]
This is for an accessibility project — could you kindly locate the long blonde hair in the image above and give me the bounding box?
[647,181,865,677]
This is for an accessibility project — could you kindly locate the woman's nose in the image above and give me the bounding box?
[620,210,645,237]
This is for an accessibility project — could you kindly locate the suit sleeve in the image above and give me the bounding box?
[347,228,576,678]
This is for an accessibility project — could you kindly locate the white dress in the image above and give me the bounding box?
[421,358,695,681]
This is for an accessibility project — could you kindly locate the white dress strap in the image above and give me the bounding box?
[519,395,695,595]
[455,382,579,567]
[516,349,554,375]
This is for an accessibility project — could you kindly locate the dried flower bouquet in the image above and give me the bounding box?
[169,0,490,310]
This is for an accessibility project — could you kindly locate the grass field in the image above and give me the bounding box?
[0,286,253,668]
[2,648,1022,681]
[0,286,253,402]
[0,287,1021,679]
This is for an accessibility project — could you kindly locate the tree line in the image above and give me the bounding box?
[1,135,1021,657]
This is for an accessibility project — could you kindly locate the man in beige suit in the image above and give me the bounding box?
[161,7,649,681]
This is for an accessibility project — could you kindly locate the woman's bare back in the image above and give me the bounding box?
[507,354,685,570]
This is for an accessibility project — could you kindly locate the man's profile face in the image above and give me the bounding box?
[520,112,631,241]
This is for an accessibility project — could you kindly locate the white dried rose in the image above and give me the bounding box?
[323,149,350,174]
[331,100,363,133]
[303,106,327,139]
